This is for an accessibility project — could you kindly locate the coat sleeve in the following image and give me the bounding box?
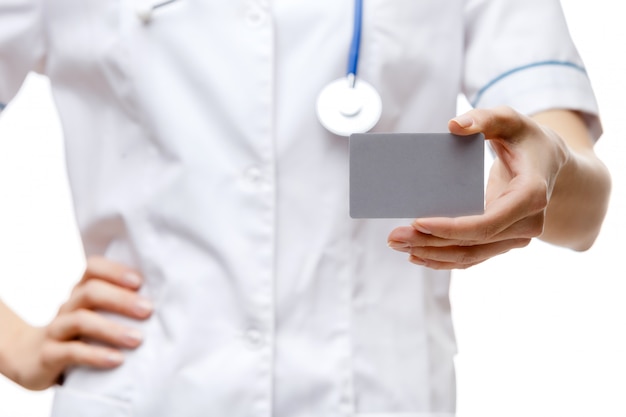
[0,0,46,112]
[462,0,602,140]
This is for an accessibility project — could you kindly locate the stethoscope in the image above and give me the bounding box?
[137,0,381,136]
[316,0,382,136]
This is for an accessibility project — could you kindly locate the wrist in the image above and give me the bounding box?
[0,302,34,382]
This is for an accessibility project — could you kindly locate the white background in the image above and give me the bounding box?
[0,0,624,416]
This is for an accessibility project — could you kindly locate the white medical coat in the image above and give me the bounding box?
[0,0,600,416]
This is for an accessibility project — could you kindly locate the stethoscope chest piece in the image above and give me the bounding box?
[316,77,382,137]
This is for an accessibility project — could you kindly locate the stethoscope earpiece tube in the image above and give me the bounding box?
[347,0,363,86]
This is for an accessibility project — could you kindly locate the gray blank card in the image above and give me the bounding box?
[349,133,485,218]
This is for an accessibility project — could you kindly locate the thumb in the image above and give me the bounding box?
[448,113,480,135]
[448,106,531,141]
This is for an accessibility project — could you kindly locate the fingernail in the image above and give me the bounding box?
[134,298,154,316]
[412,222,432,235]
[123,272,142,287]
[388,241,410,249]
[123,329,144,346]
[104,351,124,365]
[453,114,474,128]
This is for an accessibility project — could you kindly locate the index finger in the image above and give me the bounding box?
[80,256,143,290]
[413,176,547,242]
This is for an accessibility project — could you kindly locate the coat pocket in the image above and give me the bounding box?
[51,386,133,417]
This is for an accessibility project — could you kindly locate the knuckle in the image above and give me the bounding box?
[409,247,426,258]
[40,342,58,367]
[71,283,90,304]
[70,281,86,299]
[495,105,523,128]
[44,323,57,340]
[70,309,92,333]
[458,259,484,270]
[527,180,549,211]
[457,240,474,247]
[57,301,72,316]
[69,285,79,297]
[528,218,545,238]
[520,213,545,238]
[71,281,102,308]
[43,316,65,343]
[495,105,515,118]
[480,223,501,241]
[61,345,80,365]
[64,342,87,364]
[81,279,103,300]
[423,261,445,271]
[457,251,479,266]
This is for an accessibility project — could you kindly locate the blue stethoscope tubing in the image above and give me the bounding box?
[347,0,363,85]
[316,0,382,136]
[137,0,381,136]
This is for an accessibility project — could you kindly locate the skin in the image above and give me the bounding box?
[0,106,611,391]
[0,257,152,390]
[388,107,611,270]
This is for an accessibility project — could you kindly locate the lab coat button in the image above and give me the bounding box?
[246,329,264,348]
[244,166,263,184]
[245,7,265,27]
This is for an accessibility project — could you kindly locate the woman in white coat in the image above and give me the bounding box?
[0,0,611,416]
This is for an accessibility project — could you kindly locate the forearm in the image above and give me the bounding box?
[532,111,611,250]
[0,300,32,382]
[542,149,611,250]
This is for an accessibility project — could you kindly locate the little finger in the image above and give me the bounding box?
[41,340,125,372]
[409,238,531,266]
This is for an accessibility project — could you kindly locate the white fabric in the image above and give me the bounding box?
[0,1,599,416]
